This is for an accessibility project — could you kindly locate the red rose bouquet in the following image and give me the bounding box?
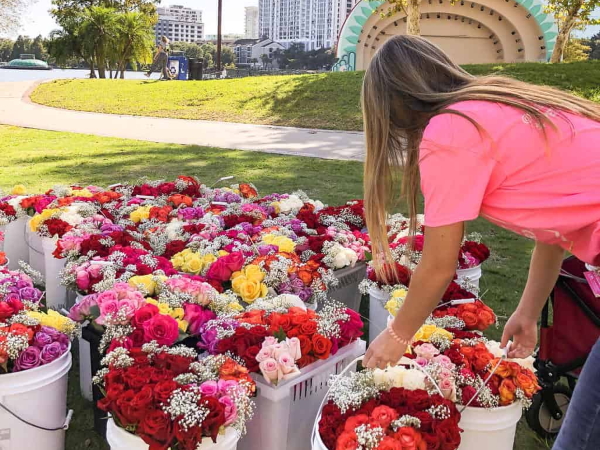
[458,239,490,269]
[317,367,461,450]
[96,346,255,450]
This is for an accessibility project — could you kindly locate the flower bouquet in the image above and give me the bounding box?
[315,366,462,450]
[97,346,255,450]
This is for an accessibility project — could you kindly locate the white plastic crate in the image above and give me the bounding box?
[238,339,366,450]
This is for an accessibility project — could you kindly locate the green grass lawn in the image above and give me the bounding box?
[31,61,600,131]
[0,125,549,449]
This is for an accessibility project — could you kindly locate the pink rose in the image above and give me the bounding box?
[432,355,454,370]
[205,259,233,282]
[143,314,179,346]
[277,352,299,376]
[439,377,457,401]
[414,343,440,360]
[259,358,281,384]
[256,347,273,363]
[97,299,119,325]
[223,252,244,272]
[219,395,238,426]
[76,270,91,290]
[118,299,141,320]
[263,336,278,347]
[415,356,429,367]
[200,381,219,397]
[218,380,238,396]
[272,343,288,360]
[88,264,103,278]
[96,290,118,305]
[286,337,302,361]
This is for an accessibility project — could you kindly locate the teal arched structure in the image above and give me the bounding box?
[334,0,558,72]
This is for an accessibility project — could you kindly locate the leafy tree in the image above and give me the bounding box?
[563,37,591,61]
[544,0,600,62]
[31,35,48,60]
[114,11,154,77]
[588,31,600,59]
[11,35,32,60]
[0,38,13,61]
[80,6,118,78]
[260,53,270,68]
[0,0,28,34]
[171,42,204,60]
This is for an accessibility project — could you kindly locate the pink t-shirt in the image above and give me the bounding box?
[419,100,600,265]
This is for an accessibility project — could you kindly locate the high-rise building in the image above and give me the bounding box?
[245,6,259,39]
[258,0,358,50]
[155,5,204,44]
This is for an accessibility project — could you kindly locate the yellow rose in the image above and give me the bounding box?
[129,275,158,295]
[11,185,27,195]
[171,253,185,269]
[238,280,268,303]
[75,188,94,198]
[391,289,408,299]
[130,206,151,223]
[26,310,75,334]
[145,298,159,306]
[218,250,229,257]
[385,299,402,317]
[262,234,295,253]
[270,202,281,214]
[227,301,244,312]
[157,302,172,315]
[171,307,185,320]
[201,254,217,265]
[177,319,189,332]
[413,324,438,342]
[243,265,266,283]
[183,255,203,274]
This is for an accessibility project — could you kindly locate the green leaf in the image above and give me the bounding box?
[274,326,287,342]
[364,251,373,262]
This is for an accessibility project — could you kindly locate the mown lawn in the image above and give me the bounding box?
[31,60,600,131]
[0,126,549,449]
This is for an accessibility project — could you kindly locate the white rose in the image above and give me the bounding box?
[485,341,504,358]
[373,369,389,386]
[311,200,325,211]
[402,369,427,390]
[274,294,306,311]
[388,366,407,388]
[279,195,304,213]
[166,220,184,240]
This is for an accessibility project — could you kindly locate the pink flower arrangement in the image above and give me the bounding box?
[256,337,302,385]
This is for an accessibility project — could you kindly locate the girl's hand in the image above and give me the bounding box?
[501,310,538,358]
[363,329,408,369]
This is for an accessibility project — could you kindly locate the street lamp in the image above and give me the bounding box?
[216,0,222,71]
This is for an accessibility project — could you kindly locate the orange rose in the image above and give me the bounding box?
[169,194,193,207]
[506,362,522,377]
[57,197,75,207]
[393,427,427,450]
[460,346,475,359]
[336,431,358,450]
[472,348,494,372]
[516,371,539,397]
[493,360,513,378]
[476,309,496,331]
[312,334,332,360]
[298,269,314,285]
[239,183,258,199]
[460,311,478,329]
[461,303,478,313]
[498,379,517,406]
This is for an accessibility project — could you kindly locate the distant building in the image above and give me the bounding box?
[258,0,359,50]
[200,34,246,47]
[233,38,285,65]
[155,5,204,44]
[245,6,259,39]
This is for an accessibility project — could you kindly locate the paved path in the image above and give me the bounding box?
[0,81,365,161]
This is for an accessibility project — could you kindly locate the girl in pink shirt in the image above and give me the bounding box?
[361,36,600,449]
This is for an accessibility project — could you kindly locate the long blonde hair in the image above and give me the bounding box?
[363,35,600,277]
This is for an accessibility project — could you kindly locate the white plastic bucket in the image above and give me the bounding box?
[75,294,94,402]
[458,402,522,450]
[106,417,240,450]
[42,237,68,311]
[26,221,45,277]
[240,339,366,450]
[4,217,29,270]
[0,224,4,252]
[456,265,482,290]
[0,345,73,450]
[368,287,390,343]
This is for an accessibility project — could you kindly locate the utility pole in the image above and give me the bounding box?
[216,0,223,71]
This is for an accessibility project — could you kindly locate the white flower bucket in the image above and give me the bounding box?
[0,345,73,450]
[456,265,482,290]
[239,339,366,450]
[106,417,240,450]
[457,402,522,450]
[4,217,29,270]
[0,224,4,252]
[368,287,390,344]
[26,221,45,277]
[75,293,94,402]
[42,237,68,312]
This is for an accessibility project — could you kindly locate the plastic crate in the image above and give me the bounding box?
[325,263,366,312]
[238,339,366,450]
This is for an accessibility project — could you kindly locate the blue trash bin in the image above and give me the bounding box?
[168,52,188,80]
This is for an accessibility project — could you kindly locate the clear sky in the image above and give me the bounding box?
[3,0,259,39]
[2,1,598,40]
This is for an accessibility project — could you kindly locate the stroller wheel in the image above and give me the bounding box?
[526,385,572,438]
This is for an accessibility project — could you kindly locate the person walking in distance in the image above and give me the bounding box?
[146,36,171,80]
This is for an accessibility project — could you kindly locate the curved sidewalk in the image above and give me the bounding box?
[0,81,365,161]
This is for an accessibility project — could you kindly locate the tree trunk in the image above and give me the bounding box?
[89,60,97,79]
[550,2,583,63]
[406,0,421,35]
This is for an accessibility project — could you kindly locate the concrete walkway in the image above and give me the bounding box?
[0,81,365,161]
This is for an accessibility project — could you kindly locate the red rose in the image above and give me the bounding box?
[139,409,173,449]
[223,252,244,272]
[435,419,461,450]
[205,259,233,282]
[298,335,312,354]
[300,320,318,335]
[130,386,155,420]
[336,431,358,450]
[312,334,333,360]
[200,395,226,442]
[115,390,137,426]
[472,349,494,372]
[269,313,293,332]
[406,389,432,410]
[154,380,178,404]
[126,367,149,390]
[297,354,316,368]
[369,405,398,429]
[163,240,186,259]
[461,386,480,407]
[377,436,404,450]
[143,314,180,346]
[106,383,124,401]
[344,414,370,432]
[133,303,159,327]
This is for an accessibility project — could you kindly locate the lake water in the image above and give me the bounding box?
[0,68,152,83]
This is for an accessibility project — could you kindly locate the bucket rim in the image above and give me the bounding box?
[0,343,72,386]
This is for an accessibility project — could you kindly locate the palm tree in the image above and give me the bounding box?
[114,11,154,78]
[81,6,118,79]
